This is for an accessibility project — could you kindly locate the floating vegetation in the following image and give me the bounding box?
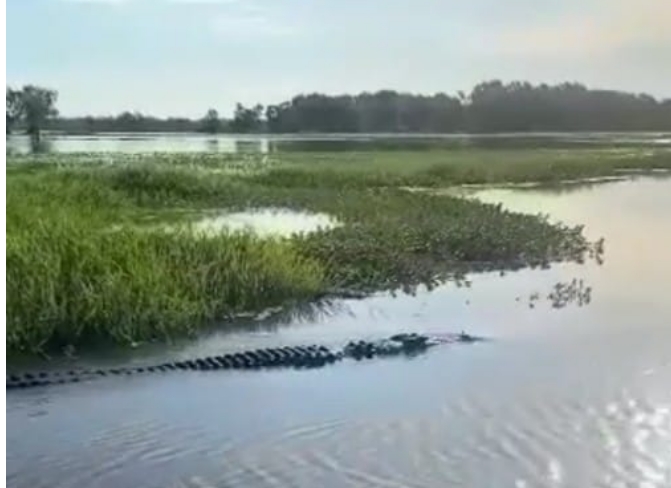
[524,278,594,309]
[548,279,592,308]
[528,292,541,309]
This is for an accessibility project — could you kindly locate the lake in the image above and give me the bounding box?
[6,131,671,154]
[7,175,671,488]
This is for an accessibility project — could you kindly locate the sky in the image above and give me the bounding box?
[6,0,671,117]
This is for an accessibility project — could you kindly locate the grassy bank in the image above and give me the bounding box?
[9,147,663,354]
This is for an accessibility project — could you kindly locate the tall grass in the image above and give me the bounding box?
[6,173,324,353]
[7,220,324,353]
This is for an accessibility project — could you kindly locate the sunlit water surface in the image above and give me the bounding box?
[174,208,339,238]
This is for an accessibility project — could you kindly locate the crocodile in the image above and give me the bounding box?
[6,332,484,390]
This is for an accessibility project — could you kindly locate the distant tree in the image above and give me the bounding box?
[17,85,59,144]
[230,103,264,133]
[6,88,23,135]
[116,111,145,132]
[265,104,281,132]
[265,102,296,133]
[84,116,96,133]
[200,108,221,134]
[11,80,671,136]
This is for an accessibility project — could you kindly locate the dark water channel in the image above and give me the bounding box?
[7,176,671,488]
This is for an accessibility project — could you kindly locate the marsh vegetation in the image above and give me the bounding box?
[7,147,669,354]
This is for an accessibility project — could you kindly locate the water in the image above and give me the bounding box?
[7,176,671,488]
[170,208,339,238]
[6,131,671,154]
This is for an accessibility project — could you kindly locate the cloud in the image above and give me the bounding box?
[57,0,294,40]
[206,2,298,39]
[170,0,240,3]
[60,0,130,4]
[61,0,244,3]
[492,0,671,57]
[210,13,296,38]
[59,0,238,4]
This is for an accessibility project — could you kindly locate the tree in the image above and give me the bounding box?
[8,81,671,137]
[84,116,96,133]
[22,85,59,142]
[6,88,23,135]
[265,104,281,132]
[116,111,145,132]
[230,103,264,133]
[200,108,221,134]
[11,85,59,144]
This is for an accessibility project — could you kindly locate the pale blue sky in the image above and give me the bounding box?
[7,0,671,117]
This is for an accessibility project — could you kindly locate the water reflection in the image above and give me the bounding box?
[235,139,265,153]
[229,299,350,333]
[204,137,219,152]
[6,131,671,155]
[177,208,340,237]
[508,173,671,196]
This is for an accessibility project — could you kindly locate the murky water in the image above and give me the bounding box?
[7,176,671,488]
[6,131,671,154]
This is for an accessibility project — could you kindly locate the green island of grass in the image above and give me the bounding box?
[7,147,670,355]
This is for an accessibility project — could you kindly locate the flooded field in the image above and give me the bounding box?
[7,175,671,488]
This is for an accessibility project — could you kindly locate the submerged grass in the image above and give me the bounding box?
[8,147,655,354]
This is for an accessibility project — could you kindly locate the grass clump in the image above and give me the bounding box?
[7,220,323,353]
[7,176,324,353]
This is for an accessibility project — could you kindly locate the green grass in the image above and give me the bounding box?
[8,146,662,354]
[253,148,671,188]
[7,209,323,353]
[7,167,325,353]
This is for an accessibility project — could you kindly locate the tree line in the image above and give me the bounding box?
[7,81,671,138]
